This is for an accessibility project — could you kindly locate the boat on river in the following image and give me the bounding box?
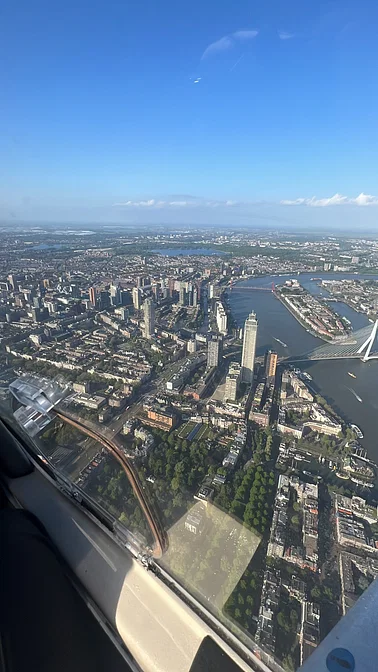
[350,424,364,439]
[350,477,374,488]
[347,387,363,403]
[348,372,356,379]
[273,337,287,348]
[336,472,350,480]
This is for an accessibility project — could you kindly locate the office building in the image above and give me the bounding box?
[70,283,80,298]
[179,285,187,306]
[121,290,133,307]
[45,301,58,314]
[241,311,258,384]
[224,362,241,402]
[110,283,121,306]
[152,284,161,302]
[132,287,141,310]
[31,307,49,323]
[207,334,223,369]
[187,339,197,353]
[215,301,228,335]
[144,298,155,339]
[265,350,278,380]
[7,274,18,291]
[192,286,198,307]
[99,291,110,311]
[119,307,129,321]
[89,287,97,307]
[168,278,175,297]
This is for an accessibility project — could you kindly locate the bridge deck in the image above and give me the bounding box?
[285,322,378,362]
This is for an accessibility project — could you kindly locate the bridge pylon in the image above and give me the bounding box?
[357,319,378,362]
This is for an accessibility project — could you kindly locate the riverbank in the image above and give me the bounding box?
[228,272,378,462]
[274,290,331,342]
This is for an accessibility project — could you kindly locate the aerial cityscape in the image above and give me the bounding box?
[1,225,378,670]
[3,0,378,668]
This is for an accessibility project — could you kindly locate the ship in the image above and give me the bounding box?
[350,477,374,488]
[350,424,364,439]
[293,369,313,382]
[348,372,356,379]
[273,337,288,348]
[347,387,363,403]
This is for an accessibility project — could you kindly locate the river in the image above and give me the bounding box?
[228,273,378,461]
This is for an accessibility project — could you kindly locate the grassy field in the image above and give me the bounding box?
[196,424,210,441]
[177,421,196,439]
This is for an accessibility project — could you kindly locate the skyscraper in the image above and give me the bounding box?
[99,290,110,310]
[265,350,278,380]
[132,287,141,310]
[70,283,80,298]
[89,287,97,307]
[192,286,198,307]
[207,334,223,369]
[7,274,18,291]
[110,283,121,306]
[215,301,228,335]
[224,361,241,402]
[241,311,258,384]
[121,290,133,307]
[179,284,186,306]
[144,298,155,339]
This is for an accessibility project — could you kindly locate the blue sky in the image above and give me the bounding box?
[2,0,378,229]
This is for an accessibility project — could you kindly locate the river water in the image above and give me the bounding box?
[228,273,378,461]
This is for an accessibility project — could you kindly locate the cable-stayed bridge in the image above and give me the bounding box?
[285,320,378,363]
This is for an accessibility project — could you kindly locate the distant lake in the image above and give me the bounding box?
[153,247,225,257]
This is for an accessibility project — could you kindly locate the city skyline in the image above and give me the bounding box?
[1,225,378,670]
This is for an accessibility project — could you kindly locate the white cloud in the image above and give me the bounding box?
[201,36,234,60]
[280,193,378,207]
[113,199,157,207]
[311,193,349,207]
[354,192,378,206]
[233,30,259,41]
[113,197,243,209]
[278,31,294,40]
[114,193,378,210]
[280,198,307,206]
[201,29,258,60]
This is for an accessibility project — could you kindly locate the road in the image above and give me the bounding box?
[106,356,188,436]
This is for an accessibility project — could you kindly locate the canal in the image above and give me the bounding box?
[228,273,378,461]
